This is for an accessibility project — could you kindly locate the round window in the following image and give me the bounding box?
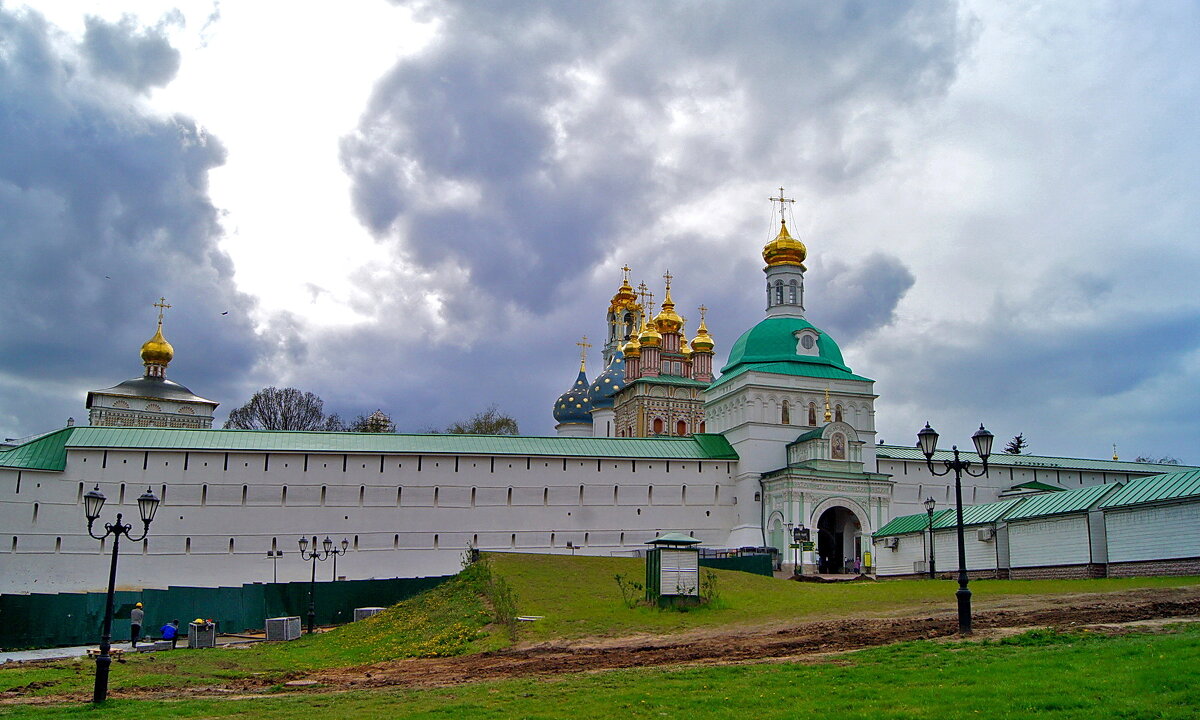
[800,335,815,349]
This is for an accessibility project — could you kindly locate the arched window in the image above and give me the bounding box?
[676,419,687,436]
[699,421,706,433]
[653,417,664,434]
[781,401,790,425]
[774,280,784,305]
[835,404,843,423]
[788,280,798,304]
[808,403,817,426]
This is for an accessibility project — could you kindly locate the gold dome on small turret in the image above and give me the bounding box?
[622,335,641,358]
[638,318,661,347]
[681,339,693,358]
[762,219,807,269]
[609,269,639,312]
[654,291,685,334]
[691,319,715,353]
[140,323,174,366]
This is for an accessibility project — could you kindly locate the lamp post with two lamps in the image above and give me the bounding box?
[297,536,348,634]
[923,496,937,580]
[917,422,993,635]
[82,484,161,704]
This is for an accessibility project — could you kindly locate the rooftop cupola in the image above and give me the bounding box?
[140,297,175,378]
[762,188,806,318]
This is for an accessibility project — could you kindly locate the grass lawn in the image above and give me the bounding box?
[2,624,1197,719]
[1,553,1196,701]
[491,552,1200,639]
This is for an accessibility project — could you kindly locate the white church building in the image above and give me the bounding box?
[1,200,1189,594]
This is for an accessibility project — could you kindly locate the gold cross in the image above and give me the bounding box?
[576,336,592,369]
[698,305,708,322]
[153,297,172,324]
[769,186,795,223]
[621,264,631,284]
[663,269,673,292]
[823,387,833,423]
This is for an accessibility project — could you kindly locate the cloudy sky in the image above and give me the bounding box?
[2,1,1197,463]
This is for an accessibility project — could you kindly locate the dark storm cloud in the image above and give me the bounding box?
[0,8,257,438]
[807,253,915,343]
[82,14,182,92]
[342,0,964,316]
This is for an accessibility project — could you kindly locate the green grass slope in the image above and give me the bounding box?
[5,625,1198,719]
[492,552,1200,640]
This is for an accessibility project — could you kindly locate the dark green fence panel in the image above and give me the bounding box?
[700,555,774,577]
[0,575,451,650]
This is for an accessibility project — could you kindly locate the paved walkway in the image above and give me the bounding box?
[1,635,262,664]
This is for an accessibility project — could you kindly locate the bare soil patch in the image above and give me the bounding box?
[12,585,1200,703]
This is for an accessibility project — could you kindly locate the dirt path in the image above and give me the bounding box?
[307,586,1200,691]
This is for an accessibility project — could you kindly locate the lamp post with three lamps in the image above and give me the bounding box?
[917,422,993,635]
[297,536,348,634]
[82,484,161,704]
[923,496,937,580]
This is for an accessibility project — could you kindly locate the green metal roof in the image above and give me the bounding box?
[1099,469,1200,509]
[0,428,74,471]
[646,532,702,545]
[1009,480,1067,492]
[932,498,1026,530]
[876,445,1195,474]
[629,375,710,388]
[1003,482,1120,521]
[723,316,850,371]
[0,426,738,464]
[875,509,951,537]
[793,426,826,443]
[709,361,872,390]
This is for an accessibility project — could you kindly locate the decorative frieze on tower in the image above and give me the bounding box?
[86,298,218,429]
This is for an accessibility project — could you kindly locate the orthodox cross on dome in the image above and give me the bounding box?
[153,297,172,324]
[698,305,708,322]
[823,387,833,423]
[769,187,795,223]
[622,264,632,283]
[576,336,592,371]
[663,269,673,293]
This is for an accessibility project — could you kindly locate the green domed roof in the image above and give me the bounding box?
[722,317,848,372]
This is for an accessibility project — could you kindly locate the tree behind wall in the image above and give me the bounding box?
[349,410,396,433]
[224,387,345,431]
[1004,433,1029,454]
[437,405,519,435]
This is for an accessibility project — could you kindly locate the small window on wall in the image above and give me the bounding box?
[808,403,817,426]
[781,401,790,425]
[835,405,843,423]
[676,420,687,436]
[653,418,664,434]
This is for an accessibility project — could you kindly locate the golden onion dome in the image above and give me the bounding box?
[762,219,807,269]
[691,319,715,353]
[140,323,174,366]
[681,339,693,358]
[622,336,641,358]
[609,280,638,312]
[654,289,685,334]
[638,319,661,347]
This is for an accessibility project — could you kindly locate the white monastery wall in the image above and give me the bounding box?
[1104,502,1200,563]
[0,450,736,594]
[1008,515,1091,568]
[932,528,999,572]
[872,534,927,576]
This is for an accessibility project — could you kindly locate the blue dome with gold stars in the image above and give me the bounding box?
[552,368,593,426]
[587,351,626,410]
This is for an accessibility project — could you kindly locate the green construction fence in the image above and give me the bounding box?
[0,575,450,650]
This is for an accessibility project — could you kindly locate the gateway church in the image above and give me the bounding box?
[0,195,1188,594]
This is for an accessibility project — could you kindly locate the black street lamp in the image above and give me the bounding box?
[297,536,348,634]
[917,422,992,635]
[923,496,937,580]
[83,484,161,704]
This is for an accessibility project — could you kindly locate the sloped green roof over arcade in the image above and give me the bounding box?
[1099,469,1200,509]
